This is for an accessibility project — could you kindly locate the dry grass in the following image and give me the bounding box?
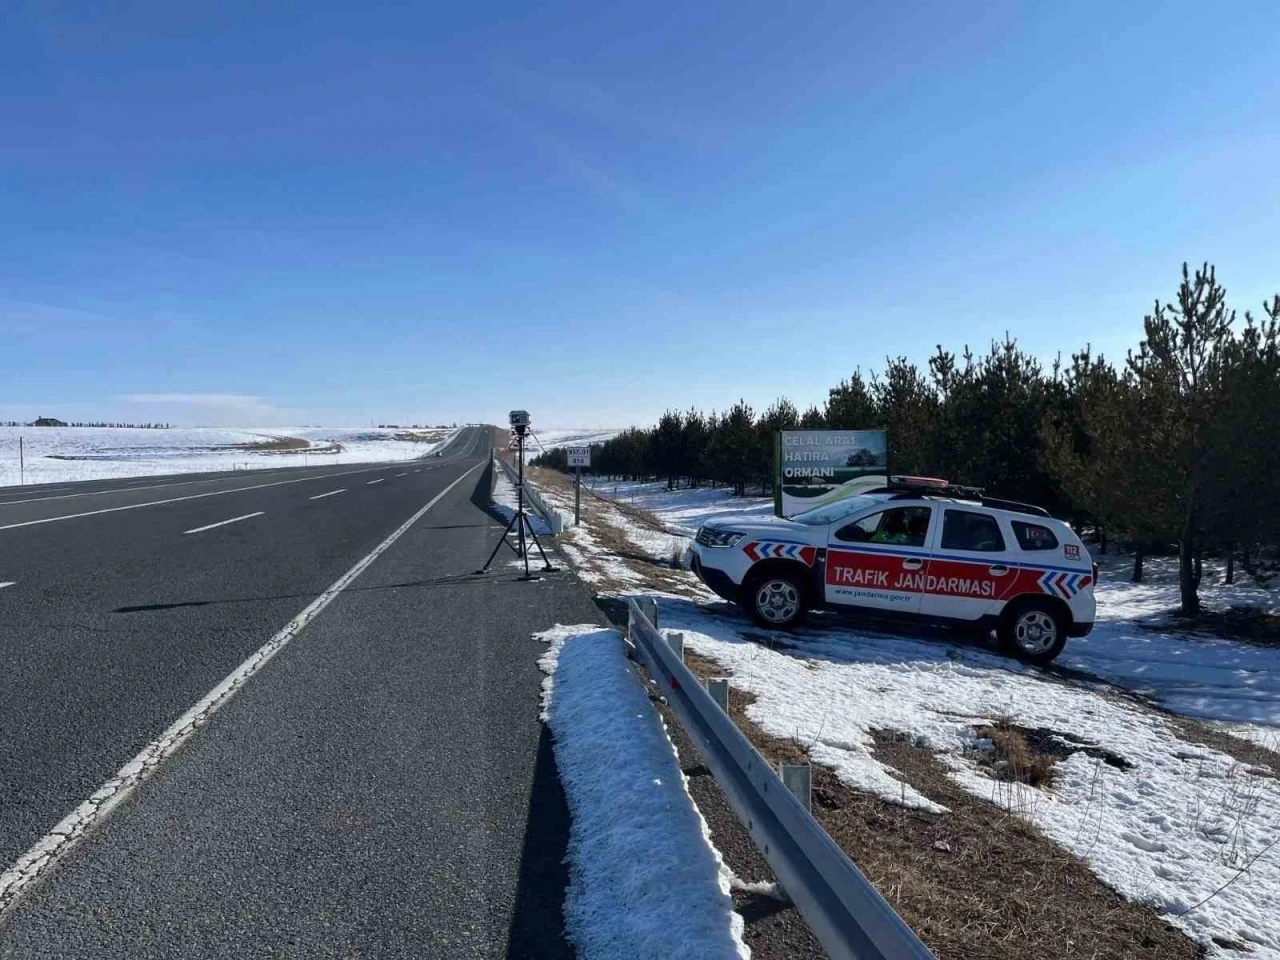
[221,434,310,451]
[680,650,1199,960]
[970,719,1060,788]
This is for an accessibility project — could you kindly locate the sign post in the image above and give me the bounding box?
[566,446,591,525]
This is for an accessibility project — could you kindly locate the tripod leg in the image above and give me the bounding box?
[523,516,557,572]
[476,508,522,574]
[520,514,532,577]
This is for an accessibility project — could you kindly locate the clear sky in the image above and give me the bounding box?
[3,1,1278,427]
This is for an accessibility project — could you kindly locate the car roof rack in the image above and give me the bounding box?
[873,482,1052,518]
[979,497,1051,518]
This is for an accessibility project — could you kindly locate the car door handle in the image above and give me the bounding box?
[902,558,924,570]
[989,565,1010,575]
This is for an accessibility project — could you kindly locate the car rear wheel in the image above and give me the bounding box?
[745,570,807,629]
[998,598,1067,664]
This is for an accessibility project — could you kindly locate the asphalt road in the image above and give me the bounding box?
[0,426,602,958]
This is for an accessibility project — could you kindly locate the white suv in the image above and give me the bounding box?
[687,481,1095,664]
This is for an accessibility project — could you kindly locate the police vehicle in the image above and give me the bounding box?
[687,478,1096,664]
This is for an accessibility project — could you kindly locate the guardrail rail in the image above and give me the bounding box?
[626,597,936,960]
[493,454,565,534]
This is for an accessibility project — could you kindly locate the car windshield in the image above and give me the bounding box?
[789,494,882,526]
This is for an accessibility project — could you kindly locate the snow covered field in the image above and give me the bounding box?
[0,426,453,487]
[529,472,1280,959]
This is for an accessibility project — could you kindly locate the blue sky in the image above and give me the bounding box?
[2,1,1278,427]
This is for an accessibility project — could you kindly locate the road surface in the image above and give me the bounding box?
[0,426,599,958]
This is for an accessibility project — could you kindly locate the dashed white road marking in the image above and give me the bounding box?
[309,489,345,500]
[0,582,14,590]
[0,465,398,532]
[366,479,385,485]
[183,512,264,535]
[0,460,485,913]
[396,473,408,477]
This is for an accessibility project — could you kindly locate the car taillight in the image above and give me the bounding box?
[1092,562,1099,583]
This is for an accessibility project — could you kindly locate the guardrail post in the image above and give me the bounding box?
[705,677,729,713]
[637,597,658,629]
[780,763,813,814]
[666,631,684,662]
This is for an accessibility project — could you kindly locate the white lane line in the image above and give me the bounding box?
[396,473,408,477]
[183,512,264,535]
[0,460,484,912]
[366,479,385,485]
[309,489,345,501]
[0,582,14,589]
[0,465,398,532]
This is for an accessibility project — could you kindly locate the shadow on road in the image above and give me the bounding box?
[112,571,573,613]
[503,723,574,960]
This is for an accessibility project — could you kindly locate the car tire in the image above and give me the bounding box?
[998,598,1068,664]
[744,569,808,630]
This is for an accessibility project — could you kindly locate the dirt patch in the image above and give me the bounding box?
[677,650,1199,960]
[392,430,448,443]
[221,434,310,452]
[970,719,1133,789]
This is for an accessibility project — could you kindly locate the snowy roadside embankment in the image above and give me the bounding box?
[535,625,747,960]
[0,426,454,487]
[655,597,1280,957]
[533,470,1280,958]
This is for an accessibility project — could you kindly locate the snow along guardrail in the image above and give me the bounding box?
[626,597,936,960]
[493,454,565,534]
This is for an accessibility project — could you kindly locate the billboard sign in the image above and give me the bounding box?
[776,430,889,518]
[566,446,591,468]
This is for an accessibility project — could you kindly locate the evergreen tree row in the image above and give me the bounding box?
[533,263,1280,615]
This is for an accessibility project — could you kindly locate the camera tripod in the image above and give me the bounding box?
[476,432,556,579]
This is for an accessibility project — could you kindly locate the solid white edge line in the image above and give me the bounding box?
[0,459,485,913]
[183,512,265,535]
[308,489,345,501]
[366,479,384,485]
[0,465,400,532]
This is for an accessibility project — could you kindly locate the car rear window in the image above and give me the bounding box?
[1012,520,1059,551]
[940,509,1005,552]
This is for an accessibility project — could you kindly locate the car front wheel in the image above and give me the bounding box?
[999,598,1067,664]
[745,570,807,629]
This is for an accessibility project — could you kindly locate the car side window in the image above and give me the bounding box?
[835,506,931,547]
[1011,520,1059,551]
[940,509,1005,552]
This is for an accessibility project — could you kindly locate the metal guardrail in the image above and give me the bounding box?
[626,597,936,960]
[494,456,564,534]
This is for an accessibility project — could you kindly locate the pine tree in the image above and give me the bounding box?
[1129,263,1235,614]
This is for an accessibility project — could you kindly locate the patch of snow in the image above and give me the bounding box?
[583,478,774,536]
[535,624,748,960]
